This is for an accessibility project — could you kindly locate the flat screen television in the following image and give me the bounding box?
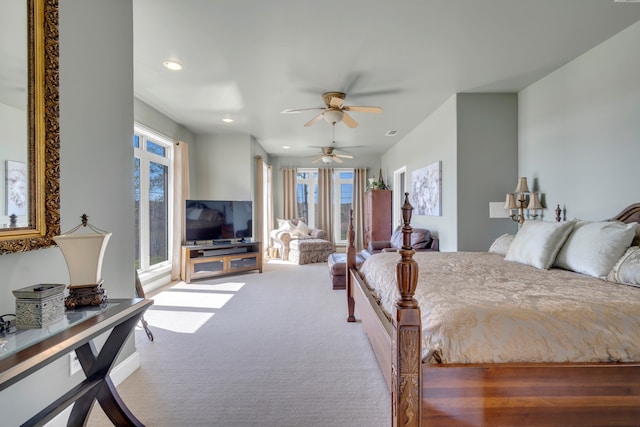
[185,200,253,243]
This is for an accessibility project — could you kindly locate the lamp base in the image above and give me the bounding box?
[65,282,107,309]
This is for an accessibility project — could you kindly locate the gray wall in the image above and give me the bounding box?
[457,93,519,251]
[519,20,640,221]
[381,94,518,252]
[0,1,135,424]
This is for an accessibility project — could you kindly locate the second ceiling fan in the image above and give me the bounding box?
[282,91,382,128]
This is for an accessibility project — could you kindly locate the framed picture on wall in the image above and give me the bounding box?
[5,160,28,216]
[412,161,441,216]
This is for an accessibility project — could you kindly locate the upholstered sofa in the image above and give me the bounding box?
[270,218,328,260]
[364,226,439,256]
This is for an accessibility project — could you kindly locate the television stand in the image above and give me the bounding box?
[181,241,262,283]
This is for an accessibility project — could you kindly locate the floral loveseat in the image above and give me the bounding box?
[270,218,328,260]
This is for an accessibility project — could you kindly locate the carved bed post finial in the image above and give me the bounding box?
[346,207,356,322]
[555,204,562,222]
[392,192,422,427]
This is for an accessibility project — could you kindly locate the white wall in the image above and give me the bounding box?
[193,133,252,200]
[519,20,640,221]
[382,95,458,250]
[381,94,518,252]
[0,1,135,424]
[0,103,28,224]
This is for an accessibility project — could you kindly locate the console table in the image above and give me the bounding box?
[0,298,153,426]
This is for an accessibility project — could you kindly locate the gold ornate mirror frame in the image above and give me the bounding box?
[0,0,60,254]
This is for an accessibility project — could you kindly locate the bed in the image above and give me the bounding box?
[345,197,640,427]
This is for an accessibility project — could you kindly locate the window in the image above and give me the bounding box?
[334,169,353,244]
[296,168,354,244]
[134,124,174,276]
[296,169,318,227]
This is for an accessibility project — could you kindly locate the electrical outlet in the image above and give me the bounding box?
[69,352,82,376]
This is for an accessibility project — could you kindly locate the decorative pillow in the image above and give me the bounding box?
[608,246,640,287]
[389,227,403,248]
[389,227,431,249]
[505,220,575,269]
[295,220,312,236]
[554,221,638,278]
[277,219,295,232]
[488,233,515,255]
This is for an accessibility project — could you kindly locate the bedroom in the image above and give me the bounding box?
[1,0,639,425]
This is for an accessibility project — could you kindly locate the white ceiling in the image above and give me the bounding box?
[133,1,640,158]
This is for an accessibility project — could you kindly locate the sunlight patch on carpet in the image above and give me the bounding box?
[152,291,234,309]
[170,281,246,292]
[140,309,214,333]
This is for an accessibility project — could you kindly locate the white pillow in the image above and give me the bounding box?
[295,220,312,236]
[505,220,575,269]
[488,233,515,255]
[555,221,638,278]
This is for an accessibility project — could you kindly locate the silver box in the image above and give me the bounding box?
[13,284,65,329]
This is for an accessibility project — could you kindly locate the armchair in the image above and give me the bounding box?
[365,226,439,256]
[270,218,328,260]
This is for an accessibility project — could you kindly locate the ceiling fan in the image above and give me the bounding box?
[282,91,382,128]
[311,146,354,164]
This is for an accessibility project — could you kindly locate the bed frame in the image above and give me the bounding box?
[346,197,640,427]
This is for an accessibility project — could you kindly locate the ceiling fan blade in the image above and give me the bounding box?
[304,113,324,127]
[336,154,354,159]
[342,112,358,128]
[333,156,344,163]
[281,107,324,114]
[329,96,344,108]
[342,106,383,114]
[312,157,322,163]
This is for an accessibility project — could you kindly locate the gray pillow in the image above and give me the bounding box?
[608,246,640,287]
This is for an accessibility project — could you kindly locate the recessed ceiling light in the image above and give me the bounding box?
[385,130,399,136]
[282,146,291,149]
[163,60,183,71]
[221,116,234,123]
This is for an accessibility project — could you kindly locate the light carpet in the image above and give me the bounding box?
[87,260,389,426]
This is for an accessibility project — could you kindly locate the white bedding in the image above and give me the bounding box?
[357,251,640,364]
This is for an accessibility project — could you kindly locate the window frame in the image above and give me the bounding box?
[134,123,175,279]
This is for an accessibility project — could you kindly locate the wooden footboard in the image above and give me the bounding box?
[348,266,393,388]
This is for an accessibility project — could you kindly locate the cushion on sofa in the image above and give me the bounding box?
[389,227,432,249]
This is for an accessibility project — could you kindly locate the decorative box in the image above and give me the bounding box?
[12,284,66,329]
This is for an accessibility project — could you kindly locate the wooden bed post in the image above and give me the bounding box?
[392,193,422,427]
[346,207,356,322]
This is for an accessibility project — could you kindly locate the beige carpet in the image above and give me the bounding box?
[87,260,389,426]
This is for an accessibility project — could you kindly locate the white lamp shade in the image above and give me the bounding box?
[527,192,544,210]
[323,109,344,124]
[504,193,518,210]
[515,177,530,194]
[54,232,112,285]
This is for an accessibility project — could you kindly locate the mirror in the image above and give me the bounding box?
[0,0,60,254]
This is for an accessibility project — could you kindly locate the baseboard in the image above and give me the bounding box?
[45,351,141,426]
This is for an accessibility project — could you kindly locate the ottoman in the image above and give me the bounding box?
[289,239,334,265]
[327,252,366,290]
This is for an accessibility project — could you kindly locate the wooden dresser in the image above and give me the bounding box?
[364,189,392,249]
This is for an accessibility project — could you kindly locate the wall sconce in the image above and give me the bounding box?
[504,177,543,225]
